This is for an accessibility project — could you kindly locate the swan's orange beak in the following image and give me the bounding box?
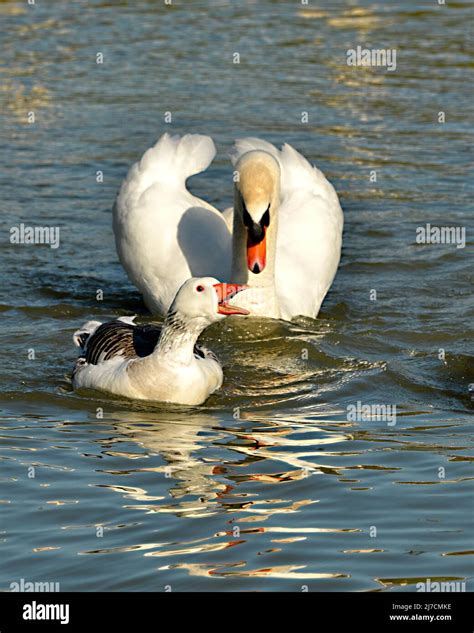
[247,230,266,274]
[213,283,250,315]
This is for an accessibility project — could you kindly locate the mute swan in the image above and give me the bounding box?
[113,133,343,320]
[72,278,248,405]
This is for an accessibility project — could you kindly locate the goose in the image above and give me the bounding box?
[113,133,343,320]
[71,278,248,405]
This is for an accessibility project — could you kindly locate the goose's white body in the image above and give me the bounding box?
[72,318,223,405]
[113,134,343,320]
[72,278,246,405]
[74,354,223,405]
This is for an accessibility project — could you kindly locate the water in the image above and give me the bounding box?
[1,0,473,592]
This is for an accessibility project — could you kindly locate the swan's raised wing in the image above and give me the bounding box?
[113,134,232,316]
[231,138,343,319]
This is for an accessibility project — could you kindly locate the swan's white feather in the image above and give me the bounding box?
[113,133,232,315]
[222,206,234,233]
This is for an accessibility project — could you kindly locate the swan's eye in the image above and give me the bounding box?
[242,204,253,229]
[242,203,270,231]
[261,205,270,228]
[196,285,205,292]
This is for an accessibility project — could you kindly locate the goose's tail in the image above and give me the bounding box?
[73,320,102,350]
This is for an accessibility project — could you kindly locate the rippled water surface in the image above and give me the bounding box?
[1,0,473,592]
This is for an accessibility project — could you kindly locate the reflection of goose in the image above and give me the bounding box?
[97,411,351,526]
[113,133,343,320]
[110,412,226,506]
[72,278,247,404]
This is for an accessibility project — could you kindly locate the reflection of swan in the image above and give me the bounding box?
[72,278,247,405]
[113,133,343,320]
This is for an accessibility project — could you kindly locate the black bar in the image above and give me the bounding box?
[0,591,471,633]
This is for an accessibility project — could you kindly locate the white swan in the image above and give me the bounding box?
[72,278,248,405]
[113,133,343,320]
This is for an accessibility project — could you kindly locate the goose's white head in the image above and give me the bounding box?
[170,277,249,325]
[234,150,280,275]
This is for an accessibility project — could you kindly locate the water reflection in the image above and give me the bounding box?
[158,561,349,580]
[92,409,354,518]
[75,409,361,584]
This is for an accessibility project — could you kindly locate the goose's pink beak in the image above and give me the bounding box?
[213,283,249,315]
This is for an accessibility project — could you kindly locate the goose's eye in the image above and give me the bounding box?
[196,285,205,292]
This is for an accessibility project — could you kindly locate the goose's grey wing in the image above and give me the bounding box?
[79,321,162,365]
[74,318,210,366]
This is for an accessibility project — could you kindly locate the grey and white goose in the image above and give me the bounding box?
[72,277,248,405]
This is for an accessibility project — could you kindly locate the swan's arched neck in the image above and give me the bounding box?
[230,195,281,317]
[229,150,282,318]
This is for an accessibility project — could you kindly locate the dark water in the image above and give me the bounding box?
[1,0,473,592]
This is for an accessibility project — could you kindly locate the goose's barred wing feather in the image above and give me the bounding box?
[80,320,215,365]
[83,321,161,365]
